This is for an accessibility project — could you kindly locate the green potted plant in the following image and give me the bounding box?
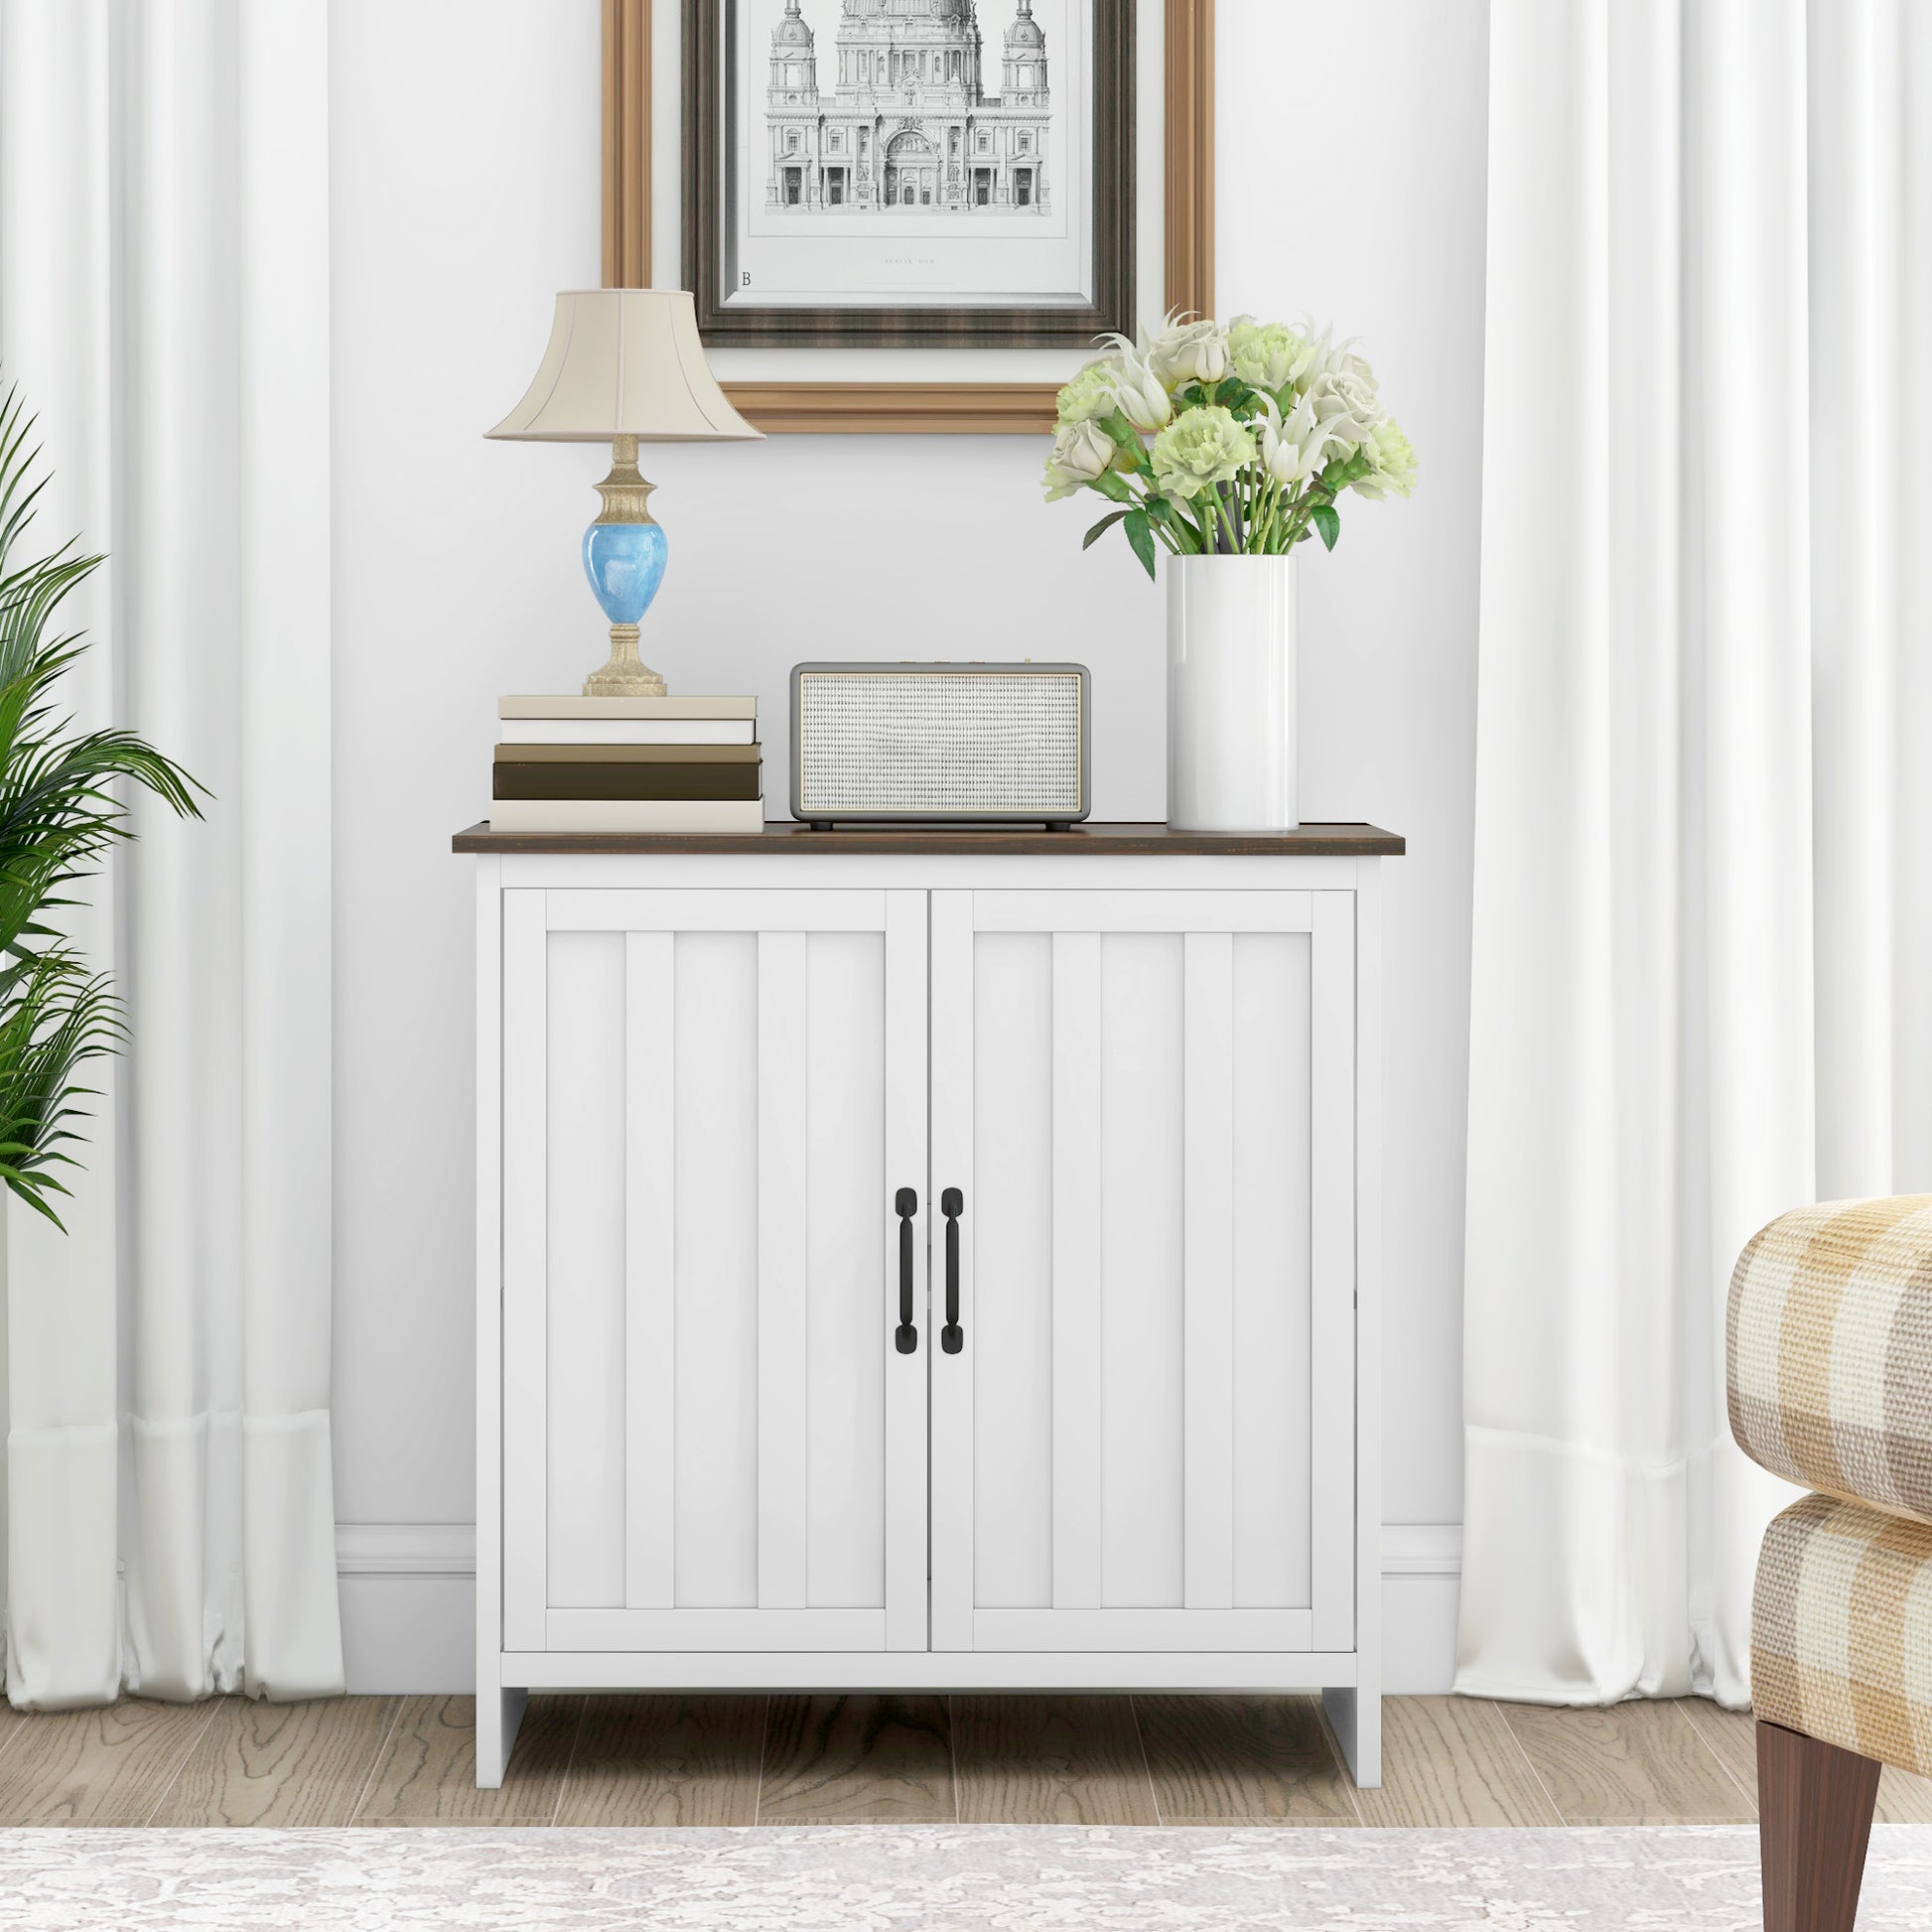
[0,385,202,1226]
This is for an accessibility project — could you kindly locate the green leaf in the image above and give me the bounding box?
[1311,503,1341,551]
[1088,469,1135,504]
[0,375,207,1233]
[1145,496,1198,555]
[5,1177,68,1230]
[1082,508,1131,552]
[1124,508,1158,583]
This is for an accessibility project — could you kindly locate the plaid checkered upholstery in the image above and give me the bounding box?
[1730,1196,1932,1775]
[1727,1195,1932,1526]
[1751,1492,1932,1778]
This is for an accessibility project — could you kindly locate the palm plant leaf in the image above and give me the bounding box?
[0,950,123,1229]
[0,379,205,1225]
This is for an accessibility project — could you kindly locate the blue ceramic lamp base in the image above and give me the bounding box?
[581,434,671,697]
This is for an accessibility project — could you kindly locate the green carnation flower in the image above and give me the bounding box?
[1350,417,1418,500]
[1150,405,1255,500]
[1055,359,1120,426]
[1227,317,1311,392]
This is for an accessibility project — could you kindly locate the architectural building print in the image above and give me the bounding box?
[764,0,1051,214]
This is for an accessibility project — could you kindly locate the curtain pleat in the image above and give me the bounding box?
[1460,0,1931,1708]
[0,0,340,1706]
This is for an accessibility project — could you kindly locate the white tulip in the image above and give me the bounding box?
[1292,323,1367,386]
[1255,391,1327,489]
[1109,348,1173,432]
[1088,332,1173,430]
[1041,418,1119,501]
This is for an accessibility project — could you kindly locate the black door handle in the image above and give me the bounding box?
[940,1186,964,1353]
[895,1186,918,1354]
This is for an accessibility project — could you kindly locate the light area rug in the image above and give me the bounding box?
[2,1824,1929,1930]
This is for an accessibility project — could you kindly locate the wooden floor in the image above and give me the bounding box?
[0,1693,1927,1829]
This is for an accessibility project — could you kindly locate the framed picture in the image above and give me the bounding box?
[603,0,1214,431]
[688,0,1133,350]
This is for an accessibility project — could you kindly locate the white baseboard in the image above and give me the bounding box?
[336,1523,1463,1698]
[337,1524,478,1695]
[1379,1524,1462,1695]
[337,1522,478,1577]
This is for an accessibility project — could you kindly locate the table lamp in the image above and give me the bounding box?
[486,289,762,696]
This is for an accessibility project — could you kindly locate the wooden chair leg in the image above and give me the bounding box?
[1757,1719,1881,1932]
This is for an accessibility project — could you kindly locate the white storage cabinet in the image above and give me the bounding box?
[465,825,1398,1788]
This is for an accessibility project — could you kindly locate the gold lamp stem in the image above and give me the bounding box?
[583,434,668,698]
[584,623,662,697]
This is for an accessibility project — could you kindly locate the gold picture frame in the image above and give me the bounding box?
[601,0,1215,434]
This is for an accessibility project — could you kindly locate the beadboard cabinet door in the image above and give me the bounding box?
[499,887,929,1653]
[928,889,1357,1654]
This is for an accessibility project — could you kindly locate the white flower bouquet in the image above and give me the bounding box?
[1042,314,1417,578]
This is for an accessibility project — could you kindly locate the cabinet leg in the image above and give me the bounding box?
[476,1683,528,1790]
[1757,1720,1879,1932]
[1324,1686,1382,1788]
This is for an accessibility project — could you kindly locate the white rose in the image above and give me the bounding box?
[1041,418,1118,501]
[1303,363,1384,452]
[1305,388,1362,464]
[1147,317,1229,388]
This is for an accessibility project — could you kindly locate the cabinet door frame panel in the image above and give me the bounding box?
[972,1608,1313,1652]
[928,886,1353,1656]
[882,888,931,1651]
[546,887,889,931]
[501,884,928,1656]
[501,889,552,1652]
[1181,929,1237,1610]
[756,930,812,1610]
[547,1607,887,1651]
[971,889,1313,933]
[928,891,977,1650]
[1049,928,1106,1613]
[624,928,678,1608]
[1309,892,1358,1651]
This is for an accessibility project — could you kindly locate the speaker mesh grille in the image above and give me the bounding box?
[797,671,1083,815]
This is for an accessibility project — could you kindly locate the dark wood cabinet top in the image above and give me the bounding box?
[453,820,1405,857]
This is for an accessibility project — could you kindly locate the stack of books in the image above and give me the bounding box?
[491,695,763,833]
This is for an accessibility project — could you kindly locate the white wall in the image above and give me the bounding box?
[330,0,1487,1693]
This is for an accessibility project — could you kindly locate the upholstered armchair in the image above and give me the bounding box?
[1728,1195,1932,1932]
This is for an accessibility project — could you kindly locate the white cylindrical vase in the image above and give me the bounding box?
[1166,553,1300,831]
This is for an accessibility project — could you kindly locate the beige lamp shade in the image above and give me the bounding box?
[486,289,762,443]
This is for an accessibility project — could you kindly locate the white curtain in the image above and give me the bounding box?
[0,0,340,1705]
[1458,0,1932,1708]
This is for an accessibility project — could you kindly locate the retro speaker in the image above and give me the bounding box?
[790,662,1091,828]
